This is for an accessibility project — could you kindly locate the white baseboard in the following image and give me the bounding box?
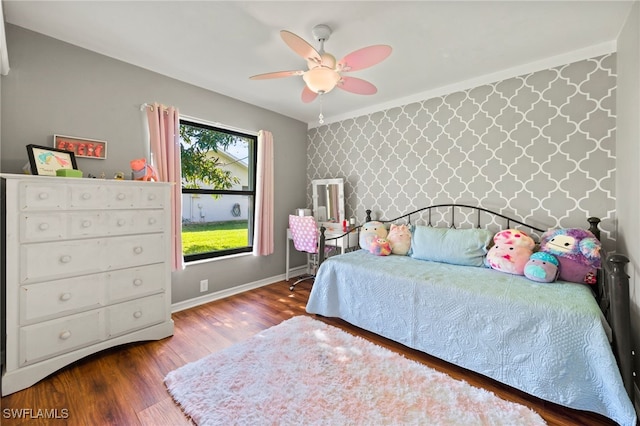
[170,266,307,313]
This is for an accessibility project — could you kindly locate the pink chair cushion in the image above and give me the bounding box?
[289,215,318,254]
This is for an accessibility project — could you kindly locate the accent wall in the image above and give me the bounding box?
[308,54,617,248]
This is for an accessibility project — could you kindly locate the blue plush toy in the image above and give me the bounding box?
[524,252,559,283]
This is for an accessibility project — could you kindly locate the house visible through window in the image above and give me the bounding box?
[180,119,257,262]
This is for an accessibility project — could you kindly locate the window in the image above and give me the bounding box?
[180,119,257,262]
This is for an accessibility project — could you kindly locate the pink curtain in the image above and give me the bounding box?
[253,130,274,256]
[146,103,184,270]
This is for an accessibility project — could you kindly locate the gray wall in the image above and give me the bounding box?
[0,24,309,303]
[308,54,618,248]
[616,0,640,402]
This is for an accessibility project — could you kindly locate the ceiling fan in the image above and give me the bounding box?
[250,24,392,104]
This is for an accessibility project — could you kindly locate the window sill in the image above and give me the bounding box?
[184,251,253,267]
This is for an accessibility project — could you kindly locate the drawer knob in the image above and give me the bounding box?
[38,223,50,231]
[38,192,49,200]
[148,194,156,200]
[117,193,126,200]
[82,193,91,200]
[59,293,72,301]
[82,220,92,228]
[60,255,72,264]
[133,311,143,319]
[148,218,156,225]
[59,330,72,340]
[133,278,143,286]
[117,219,126,226]
[133,246,143,254]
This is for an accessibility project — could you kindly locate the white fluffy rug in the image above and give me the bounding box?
[165,316,546,425]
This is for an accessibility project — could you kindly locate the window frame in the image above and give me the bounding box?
[180,118,258,262]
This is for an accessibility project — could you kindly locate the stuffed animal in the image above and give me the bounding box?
[524,252,559,283]
[387,224,411,255]
[359,221,388,250]
[539,228,601,284]
[369,237,392,256]
[130,158,158,182]
[486,229,535,275]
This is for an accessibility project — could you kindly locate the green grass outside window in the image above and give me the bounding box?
[182,220,249,255]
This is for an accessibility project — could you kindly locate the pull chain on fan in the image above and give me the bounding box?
[250,24,392,122]
[318,94,324,124]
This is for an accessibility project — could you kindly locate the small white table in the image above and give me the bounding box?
[285,226,359,281]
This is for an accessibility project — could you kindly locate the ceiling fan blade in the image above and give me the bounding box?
[280,30,322,63]
[337,76,377,95]
[249,70,304,80]
[301,85,319,103]
[338,45,392,72]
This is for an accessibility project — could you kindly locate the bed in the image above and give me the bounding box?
[306,205,637,426]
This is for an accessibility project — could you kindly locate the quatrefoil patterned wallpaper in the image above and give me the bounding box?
[308,54,617,247]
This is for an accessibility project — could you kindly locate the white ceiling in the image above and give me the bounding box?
[2,1,634,127]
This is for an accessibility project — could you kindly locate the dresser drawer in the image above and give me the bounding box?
[68,185,166,210]
[19,183,68,211]
[21,210,165,242]
[106,264,166,303]
[21,212,67,242]
[20,234,165,283]
[20,274,104,324]
[136,186,166,208]
[106,294,167,338]
[69,185,136,209]
[21,239,105,283]
[109,210,165,235]
[107,234,166,269]
[70,211,164,237]
[20,310,104,366]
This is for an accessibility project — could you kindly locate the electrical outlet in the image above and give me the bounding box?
[199,279,208,292]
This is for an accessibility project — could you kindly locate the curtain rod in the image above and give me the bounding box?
[140,102,170,113]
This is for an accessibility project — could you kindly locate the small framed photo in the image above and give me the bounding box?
[54,134,107,159]
[26,144,78,176]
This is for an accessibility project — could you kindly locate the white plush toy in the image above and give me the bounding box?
[359,221,388,250]
[387,224,412,255]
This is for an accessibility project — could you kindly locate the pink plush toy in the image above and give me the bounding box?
[486,229,535,275]
[387,224,411,255]
[369,237,392,256]
[539,228,601,284]
[130,158,158,182]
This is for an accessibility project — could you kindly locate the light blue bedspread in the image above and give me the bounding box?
[306,250,637,426]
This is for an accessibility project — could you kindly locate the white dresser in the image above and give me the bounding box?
[1,174,174,396]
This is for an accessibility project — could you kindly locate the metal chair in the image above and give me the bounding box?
[288,214,322,291]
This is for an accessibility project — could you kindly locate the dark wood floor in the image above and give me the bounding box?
[1,280,621,425]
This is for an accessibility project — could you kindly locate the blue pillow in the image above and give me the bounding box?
[410,226,493,267]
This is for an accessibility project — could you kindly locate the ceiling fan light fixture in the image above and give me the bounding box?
[303,67,340,94]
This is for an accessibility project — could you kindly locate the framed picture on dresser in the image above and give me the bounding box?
[53,134,107,159]
[26,144,78,176]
